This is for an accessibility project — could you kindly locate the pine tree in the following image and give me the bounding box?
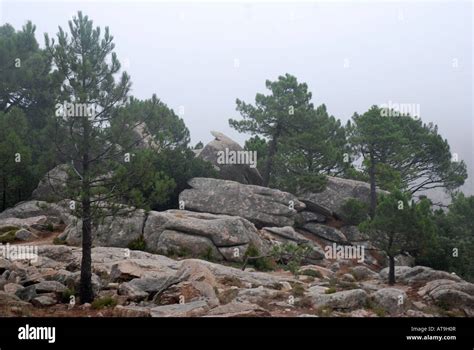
[0,108,32,210]
[46,12,133,303]
[347,106,405,217]
[272,104,347,193]
[359,191,436,285]
[111,95,190,150]
[347,106,466,217]
[229,74,313,187]
[0,22,61,204]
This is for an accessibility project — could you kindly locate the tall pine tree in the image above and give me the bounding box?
[46,12,134,302]
[229,74,313,187]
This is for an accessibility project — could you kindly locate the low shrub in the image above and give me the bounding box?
[0,230,17,243]
[127,237,146,251]
[340,198,369,225]
[244,243,276,272]
[300,269,323,278]
[91,296,117,310]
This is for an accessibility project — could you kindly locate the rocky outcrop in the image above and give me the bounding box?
[179,177,305,228]
[371,288,408,315]
[207,302,270,317]
[350,266,378,281]
[143,210,269,262]
[132,123,160,151]
[262,226,309,244]
[0,245,294,316]
[36,204,272,263]
[0,200,73,226]
[2,165,471,317]
[379,266,462,285]
[31,165,115,203]
[394,254,416,267]
[0,291,31,308]
[418,279,474,298]
[418,279,474,313]
[378,266,412,281]
[302,223,348,243]
[296,211,326,226]
[299,176,388,219]
[31,165,70,202]
[340,226,369,244]
[310,289,368,311]
[60,209,146,248]
[260,226,325,262]
[197,131,263,185]
[0,201,72,244]
[0,244,472,317]
[150,300,209,317]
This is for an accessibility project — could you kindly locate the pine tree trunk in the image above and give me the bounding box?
[369,151,377,218]
[388,255,396,285]
[80,191,93,303]
[79,120,94,303]
[262,126,281,187]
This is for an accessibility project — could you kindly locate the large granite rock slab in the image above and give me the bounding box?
[179,177,305,228]
[31,164,70,202]
[144,210,269,262]
[299,176,388,219]
[197,131,263,185]
[0,200,74,226]
[59,209,146,248]
[260,226,325,262]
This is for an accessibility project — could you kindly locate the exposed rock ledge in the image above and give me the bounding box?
[179,177,305,228]
[0,245,472,317]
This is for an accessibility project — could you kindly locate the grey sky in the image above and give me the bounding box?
[2,0,473,196]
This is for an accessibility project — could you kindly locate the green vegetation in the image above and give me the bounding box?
[300,269,323,278]
[359,191,437,284]
[165,246,193,259]
[199,246,217,262]
[61,288,76,304]
[270,243,312,276]
[243,243,276,272]
[357,190,474,283]
[112,98,217,211]
[127,237,147,251]
[53,237,67,245]
[0,226,18,234]
[366,299,387,317]
[91,296,117,310]
[0,12,472,306]
[0,230,16,243]
[0,22,60,211]
[421,193,474,282]
[315,306,333,317]
[340,198,370,225]
[347,106,467,217]
[230,74,315,187]
[291,283,306,297]
[233,74,346,190]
